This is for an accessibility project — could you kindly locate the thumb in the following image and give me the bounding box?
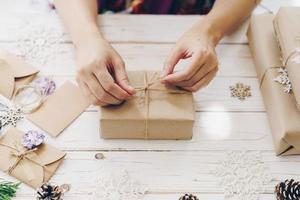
[114,60,136,95]
[161,47,183,79]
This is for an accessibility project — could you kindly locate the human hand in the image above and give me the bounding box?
[75,34,135,106]
[161,23,219,92]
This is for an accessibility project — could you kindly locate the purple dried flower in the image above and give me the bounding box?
[21,130,45,150]
[32,77,56,96]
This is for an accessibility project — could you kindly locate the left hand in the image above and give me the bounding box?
[161,23,219,92]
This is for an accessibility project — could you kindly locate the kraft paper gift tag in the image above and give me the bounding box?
[247,14,300,155]
[273,7,300,109]
[0,60,14,98]
[0,50,39,99]
[27,81,90,137]
[100,71,195,140]
[0,128,66,188]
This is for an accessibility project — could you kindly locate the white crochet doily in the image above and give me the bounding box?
[8,16,70,67]
[212,151,272,200]
[94,169,146,200]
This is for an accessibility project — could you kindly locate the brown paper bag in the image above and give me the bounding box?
[0,50,39,99]
[0,128,66,188]
[100,71,195,139]
[273,7,300,109]
[247,14,300,155]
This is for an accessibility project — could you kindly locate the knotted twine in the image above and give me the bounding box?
[133,72,189,139]
[0,142,48,177]
[259,35,300,89]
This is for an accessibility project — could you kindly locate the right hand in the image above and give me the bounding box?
[75,34,135,106]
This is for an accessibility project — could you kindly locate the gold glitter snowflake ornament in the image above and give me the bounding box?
[230,82,252,101]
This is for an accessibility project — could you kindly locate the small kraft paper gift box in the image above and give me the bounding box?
[0,128,66,188]
[247,14,300,155]
[100,71,195,139]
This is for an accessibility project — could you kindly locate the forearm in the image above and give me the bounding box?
[54,0,101,47]
[196,0,259,45]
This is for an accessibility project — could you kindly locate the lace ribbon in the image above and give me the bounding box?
[134,72,188,139]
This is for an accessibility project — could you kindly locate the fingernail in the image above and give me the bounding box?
[128,86,136,94]
[161,75,168,81]
[160,77,168,84]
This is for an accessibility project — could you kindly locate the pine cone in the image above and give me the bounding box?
[37,183,63,200]
[179,194,199,200]
[275,179,300,200]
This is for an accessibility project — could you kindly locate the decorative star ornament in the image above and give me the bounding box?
[229,82,252,101]
[274,67,292,93]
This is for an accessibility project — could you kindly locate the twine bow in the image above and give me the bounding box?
[0,142,46,176]
[133,72,188,139]
[8,146,37,174]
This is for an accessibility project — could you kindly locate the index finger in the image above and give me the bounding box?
[93,66,130,100]
[161,50,207,83]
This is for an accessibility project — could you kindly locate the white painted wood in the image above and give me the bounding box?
[9,194,280,200]
[0,5,299,199]
[0,151,299,198]
[42,75,264,112]
[17,111,273,151]
[260,0,300,13]
[0,43,257,77]
[0,13,249,44]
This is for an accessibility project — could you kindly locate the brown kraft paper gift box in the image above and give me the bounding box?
[100,71,195,139]
[247,14,300,155]
[273,7,300,109]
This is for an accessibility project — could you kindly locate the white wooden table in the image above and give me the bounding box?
[1,1,300,200]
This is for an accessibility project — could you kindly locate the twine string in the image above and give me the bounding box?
[259,35,300,88]
[133,72,189,139]
[0,142,49,175]
[8,145,37,174]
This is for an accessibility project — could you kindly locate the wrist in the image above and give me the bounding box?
[194,19,223,47]
[73,24,105,49]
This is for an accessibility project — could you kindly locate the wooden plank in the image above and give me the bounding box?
[260,0,300,13]
[0,43,257,77]
[0,13,249,44]
[45,75,264,112]
[0,194,280,200]
[97,15,250,44]
[0,74,260,114]
[0,10,291,200]
[0,151,297,195]
[17,111,272,151]
[193,76,263,112]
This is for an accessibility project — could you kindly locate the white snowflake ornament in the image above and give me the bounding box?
[274,67,292,93]
[0,106,23,128]
[212,151,273,200]
[95,169,146,200]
